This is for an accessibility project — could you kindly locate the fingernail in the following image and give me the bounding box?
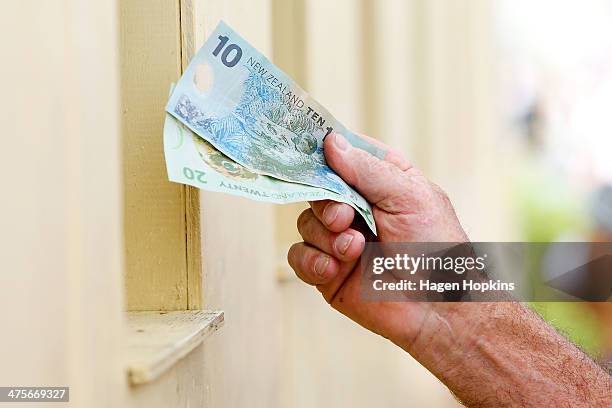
[322,203,339,226]
[314,255,330,277]
[334,133,349,151]
[335,233,354,255]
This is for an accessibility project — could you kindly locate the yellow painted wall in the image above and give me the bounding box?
[0,1,125,406]
[0,1,502,407]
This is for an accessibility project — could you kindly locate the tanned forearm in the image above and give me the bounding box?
[396,302,611,407]
[288,135,611,406]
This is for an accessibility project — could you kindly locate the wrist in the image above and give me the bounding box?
[399,302,499,359]
[395,302,527,406]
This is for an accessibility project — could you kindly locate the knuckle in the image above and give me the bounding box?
[364,150,381,169]
[299,213,320,240]
[430,182,452,205]
[363,152,386,179]
[296,209,313,232]
[351,149,381,182]
[378,173,418,212]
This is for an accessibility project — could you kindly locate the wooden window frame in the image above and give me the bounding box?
[120,0,201,312]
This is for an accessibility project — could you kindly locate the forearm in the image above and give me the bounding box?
[397,302,611,407]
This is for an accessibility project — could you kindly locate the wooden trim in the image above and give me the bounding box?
[180,0,203,310]
[120,0,188,311]
[126,310,224,385]
[179,0,196,71]
[185,186,202,309]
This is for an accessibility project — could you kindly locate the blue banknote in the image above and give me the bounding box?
[166,21,384,227]
[163,113,376,234]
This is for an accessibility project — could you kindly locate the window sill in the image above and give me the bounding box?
[125,310,224,385]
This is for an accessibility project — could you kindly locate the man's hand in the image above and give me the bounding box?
[288,133,467,349]
[287,133,611,407]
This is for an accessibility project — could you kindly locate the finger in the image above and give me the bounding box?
[287,242,339,286]
[308,200,355,232]
[297,209,365,261]
[287,241,359,305]
[324,133,409,206]
[354,132,412,171]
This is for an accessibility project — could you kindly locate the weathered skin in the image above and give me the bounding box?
[288,133,612,407]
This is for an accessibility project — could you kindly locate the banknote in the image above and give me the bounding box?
[163,113,377,234]
[166,21,384,226]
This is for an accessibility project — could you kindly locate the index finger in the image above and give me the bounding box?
[308,200,355,232]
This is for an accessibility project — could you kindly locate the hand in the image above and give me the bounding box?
[287,133,467,350]
[287,133,612,407]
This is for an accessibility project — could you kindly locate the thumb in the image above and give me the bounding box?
[324,133,408,207]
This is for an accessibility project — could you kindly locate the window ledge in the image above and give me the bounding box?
[125,310,224,385]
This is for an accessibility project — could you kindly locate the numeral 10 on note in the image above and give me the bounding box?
[212,36,243,67]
